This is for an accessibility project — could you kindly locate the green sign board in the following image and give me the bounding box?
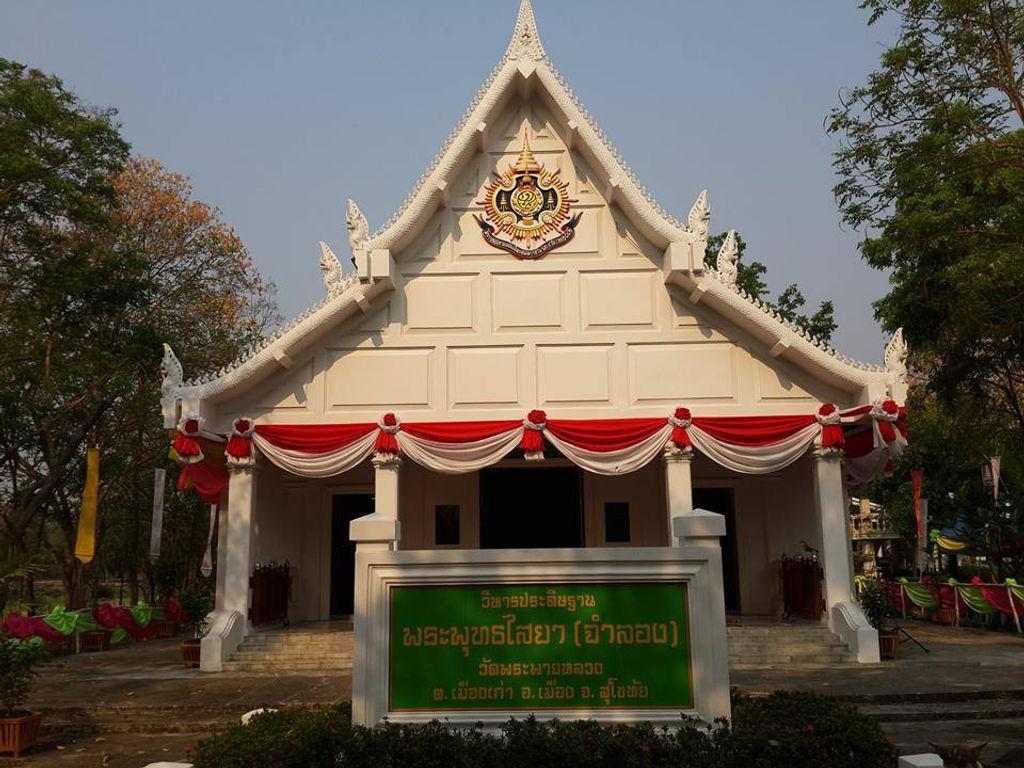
[389,582,692,712]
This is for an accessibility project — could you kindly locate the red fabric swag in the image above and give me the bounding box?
[255,423,376,454]
[546,418,665,452]
[402,420,521,443]
[693,414,816,447]
[177,461,227,504]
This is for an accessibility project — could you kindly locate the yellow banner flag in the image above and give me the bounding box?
[74,448,100,564]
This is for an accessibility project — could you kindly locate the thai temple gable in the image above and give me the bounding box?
[161,0,907,430]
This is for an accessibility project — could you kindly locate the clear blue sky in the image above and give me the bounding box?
[2,1,897,362]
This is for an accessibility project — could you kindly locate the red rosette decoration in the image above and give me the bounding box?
[521,409,547,460]
[226,418,256,466]
[173,416,204,464]
[872,399,900,444]
[668,407,693,449]
[815,403,845,449]
[374,412,401,456]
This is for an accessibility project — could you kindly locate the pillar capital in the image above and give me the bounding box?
[371,452,402,469]
[663,443,694,463]
[812,446,844,462]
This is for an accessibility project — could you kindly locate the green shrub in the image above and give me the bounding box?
[191,693,895,768]
[179,587,213,639]
[858,578,893,631]
[725,691,895,768]
[192,703,352,768]
[0,637,45,716]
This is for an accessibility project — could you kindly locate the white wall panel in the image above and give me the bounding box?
[628,343,736,404]
[325,348,432,409]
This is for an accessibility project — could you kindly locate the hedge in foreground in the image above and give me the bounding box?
[191,692,896,768]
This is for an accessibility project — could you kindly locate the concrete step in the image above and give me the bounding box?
[230,651,353,663]
[727,624,856,669]
[39,706,239,736]
[221,659,350,673]
[859,699,1024,723]
[238,638,352,651]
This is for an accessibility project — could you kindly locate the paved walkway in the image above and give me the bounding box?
[19,637,349,767]
[8,621,1024,767]
[733,620,1024,766]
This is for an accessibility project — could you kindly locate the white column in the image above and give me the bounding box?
[200,465,255,671]
[350,454,402,726]
[813,448,854,609]
[371,453,401,548]
[664,445,694,545]
[813,449,880,663]
[222,466,256,620]
[214,502,229,610]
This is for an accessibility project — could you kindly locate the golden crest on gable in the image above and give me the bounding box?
[474,134,581,260]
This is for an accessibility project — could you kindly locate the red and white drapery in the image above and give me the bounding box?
[227,401,906,482]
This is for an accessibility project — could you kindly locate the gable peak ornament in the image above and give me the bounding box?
[346,199,369,256]
[884,327,908,384]
[475,133,580,260]
[505,0,545,61]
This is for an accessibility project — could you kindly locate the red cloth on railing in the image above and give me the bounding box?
[973,577,1024,617]
[164,597,187,624]
[93,603,157,640]
[2,613,67,644]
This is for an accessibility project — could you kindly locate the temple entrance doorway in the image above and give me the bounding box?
[480,466,584,549]
[693,487,740,613]
[330,492,374,616]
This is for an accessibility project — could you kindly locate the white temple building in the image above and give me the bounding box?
[160,0,909,682]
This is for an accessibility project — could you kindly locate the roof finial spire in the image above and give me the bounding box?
[506,0,545,61]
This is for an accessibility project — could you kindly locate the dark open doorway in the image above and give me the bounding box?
[330,493,373,616]
[480,466,583,548]
[692,487,740,613]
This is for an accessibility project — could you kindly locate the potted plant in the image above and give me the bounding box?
[179,588,213,668]
[0,637,45,758]
[859,578,899,659]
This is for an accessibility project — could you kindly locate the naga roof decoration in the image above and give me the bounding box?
[173,0,897,394]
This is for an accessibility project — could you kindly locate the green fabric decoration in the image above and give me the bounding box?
[956,584,998,614]
[131,601,153,628]
[1007,579,1024,606]
[74,609,98,633]
[899,577,938,610]
[110,626,128,645]
[42,605,80,637]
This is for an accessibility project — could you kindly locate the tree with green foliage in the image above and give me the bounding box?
[0,59,279,606]
[829,1,1024,575]
[0,57,141,573]
[828,0,1024,439]
[704,231,838,342]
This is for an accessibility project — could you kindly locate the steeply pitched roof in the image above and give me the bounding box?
[163,0,906,412]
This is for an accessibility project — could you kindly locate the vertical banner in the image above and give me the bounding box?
[200,503,217,577]
[74,448,100,564]
[150,468,166,562]
[990,456,1002,501]
[910,468,923,537]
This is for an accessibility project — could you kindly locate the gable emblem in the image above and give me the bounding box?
[475,135,581,260]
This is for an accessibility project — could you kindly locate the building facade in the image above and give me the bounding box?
[160,1,909,681]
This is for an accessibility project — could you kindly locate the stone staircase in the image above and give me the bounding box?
[727,621,856,669]
[222,621,354,674]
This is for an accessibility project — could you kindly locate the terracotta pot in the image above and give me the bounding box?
[155,619,179,638]
[879,631,900,660]
[79,629,112,653]
[181,638,201,668]
[0,712,43,758]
